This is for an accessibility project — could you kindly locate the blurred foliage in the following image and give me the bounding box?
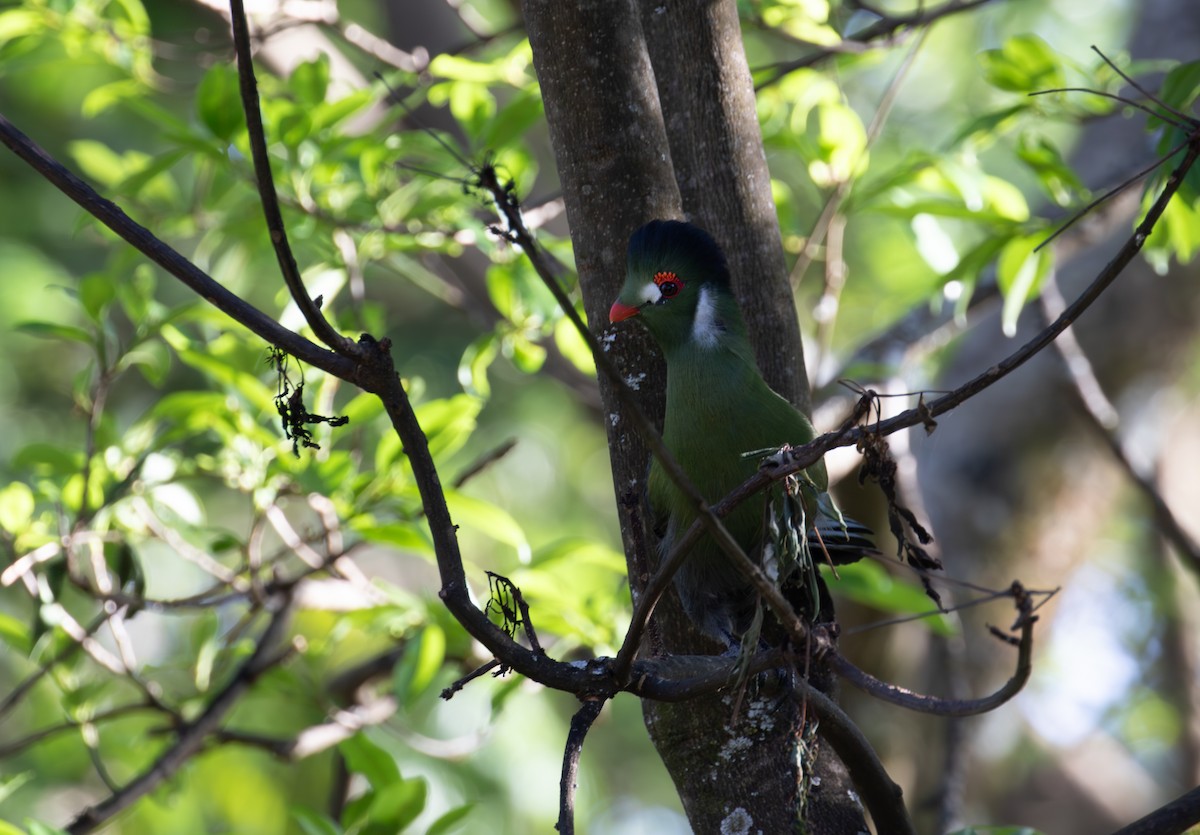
[0,0,1198,833]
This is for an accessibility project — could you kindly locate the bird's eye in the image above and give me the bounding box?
[653,271,683,300]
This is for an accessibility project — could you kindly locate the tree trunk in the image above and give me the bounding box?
[524,1,865,831]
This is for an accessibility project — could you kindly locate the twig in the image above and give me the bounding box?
[1092,45,1198,127]
[1035,133,1191,253]
[228,0,359,359]
[441,659,501,700]
[830,582,1040,716]
[556,699,605,835]
[0,702,160,759]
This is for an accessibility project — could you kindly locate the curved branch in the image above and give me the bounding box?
[831,582,1038,716]
[228,0,359,358]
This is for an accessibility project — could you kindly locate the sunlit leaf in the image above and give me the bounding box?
[339,734,401,789]
[427,804,474,835]
[444,489,530,562]
[197,63,245,142]
[978,34,1064,93]
[291,806,342,835]
[290,54,330,107]
[825,562,955,636]
[392,624,446,703]
[0,482,35,534]
[996,234,1053,336]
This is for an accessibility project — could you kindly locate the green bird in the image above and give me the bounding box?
[609,219,872,645]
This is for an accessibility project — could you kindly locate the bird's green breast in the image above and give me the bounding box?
[648,345,828,552]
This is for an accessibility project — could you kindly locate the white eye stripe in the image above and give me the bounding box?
[637,282,661,305]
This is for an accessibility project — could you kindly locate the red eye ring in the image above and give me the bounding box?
[653,271,682,299]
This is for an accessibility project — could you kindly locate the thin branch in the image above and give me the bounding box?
[1092,45,1198,127]
[228,0,359,358]
[556,698,605,835]
[1029,88,1192,131]
[830,582,1039,716]
[0,703,160,759]
[1035,133,1191,253]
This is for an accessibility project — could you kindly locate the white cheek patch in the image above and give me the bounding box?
[637,282,662,305]
[691,285,720,348]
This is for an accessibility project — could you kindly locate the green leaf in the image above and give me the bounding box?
[444,489,529,562]
[0,482,35,533]
[79,274,116,322]
[338,733,400,789]
[352,522,431,555]
[15,321,93,345]
[553,314,595,376]
[428,53,509,84]
[392,624,447,703]
[290,54,330,106]
[826,562,956,636]
[978,34,1064,94]
[0,820,28,835]
[364,777,426,834]
[0,772,33,805]
[414,395,482,460]
[175,348,275,414]
[996,235,1052,336]
[291,806,342,835]
[426,804,474,835]
[0,612,32,654]
[457,333,499,398]
[81,79,145,118]
[24,822,69,835]
[1016,134,1085,207]
[0,9,43,45]
[197,63,245,142]
[481,89,543,150]
[119,340,172,386]
[1157,60,1200,119]
[506,332,546,374]
[68,139,126,188]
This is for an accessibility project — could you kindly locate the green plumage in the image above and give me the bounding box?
[611,220,832,642]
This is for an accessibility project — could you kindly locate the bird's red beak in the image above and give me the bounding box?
[609,300,640,323]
